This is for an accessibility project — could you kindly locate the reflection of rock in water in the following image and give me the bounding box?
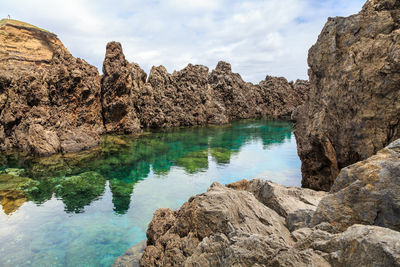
[0,120,294,214]
[109,179,135,215]
[0,191,27,215]
[0,170,38,214]
[55,172,106,213]
[176,150,209,173]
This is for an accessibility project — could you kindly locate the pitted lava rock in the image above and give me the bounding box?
[0,20,104,156]
[0,20,309,156]
[101,43,309,131]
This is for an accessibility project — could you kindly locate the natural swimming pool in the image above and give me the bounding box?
[0,120,301,266]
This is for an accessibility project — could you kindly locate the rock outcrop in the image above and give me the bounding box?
[101,43,309,132]
[0,19,104,156]
[294,0,400,191]
[114,139,400,266]
[101,42,144,133]
[311,139,400,232]
[0,20,309,156]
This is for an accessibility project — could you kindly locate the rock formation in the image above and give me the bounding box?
[0,19,104,156]
[0,20,309,156]
[115,139,400,266]
[294,0,400,191]
[311,138,400,232]
[101,42,144,133]
[101,42,309,131]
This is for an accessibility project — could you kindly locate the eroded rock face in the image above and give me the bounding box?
[311,139,400,232]
[101,42,310,132]
[101,42,143,133]
[0,20,104,156]
[294,0,400,191]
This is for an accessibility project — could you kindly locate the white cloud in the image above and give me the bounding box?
[0,0,365,82]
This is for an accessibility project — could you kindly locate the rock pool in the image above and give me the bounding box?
[0,120,301,266]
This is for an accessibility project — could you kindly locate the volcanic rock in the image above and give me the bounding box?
[0,19,104,156]
[139,182,293,266]
[115,176,400,266]
[101,42,310,132]
[101,41,143,133]
[294,0,400,191]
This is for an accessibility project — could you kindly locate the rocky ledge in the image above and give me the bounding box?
[294,0,400,191]
[114,139,400,266]
[0,20,309,156]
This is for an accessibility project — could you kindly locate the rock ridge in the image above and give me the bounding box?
[0,21,309,156]
[101,41,310,131]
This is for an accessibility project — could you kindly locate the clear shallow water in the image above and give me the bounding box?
[0,120,301,266]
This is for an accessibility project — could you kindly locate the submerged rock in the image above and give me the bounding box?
[294,0,400,191]
[0,19,104,156]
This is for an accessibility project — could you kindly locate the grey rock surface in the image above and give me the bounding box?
[294,0,400,191]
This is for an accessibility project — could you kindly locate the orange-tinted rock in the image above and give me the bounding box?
[0,19,104,155]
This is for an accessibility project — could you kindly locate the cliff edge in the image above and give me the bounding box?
[0,19,104,155]
[294,0,400,191]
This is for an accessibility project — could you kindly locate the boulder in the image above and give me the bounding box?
[294,0,400,191]
[312,224,400,267]
[227,179,326,231]
[139,182,293,266]
[312,139,400,232]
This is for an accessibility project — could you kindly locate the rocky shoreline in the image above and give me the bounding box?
[115,139,400,266]
[0,20,308,156]
[114,0,400,266]
[1,0,399,266]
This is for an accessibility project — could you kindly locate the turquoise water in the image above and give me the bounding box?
[0,120,301,266]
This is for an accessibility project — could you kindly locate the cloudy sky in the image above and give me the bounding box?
[1,0,365,82]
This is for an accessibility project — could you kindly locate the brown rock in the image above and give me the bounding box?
[101,42,143,133]
[140,182,293,266]
[312,224,400,267]
[294,0,400,191]
[113,240,146,267]
[0,19,104,156]
[101,42,310,131]
[227,179,327,231]
[311,139,400,232]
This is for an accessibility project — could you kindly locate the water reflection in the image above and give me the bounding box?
[0,120,293,215]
